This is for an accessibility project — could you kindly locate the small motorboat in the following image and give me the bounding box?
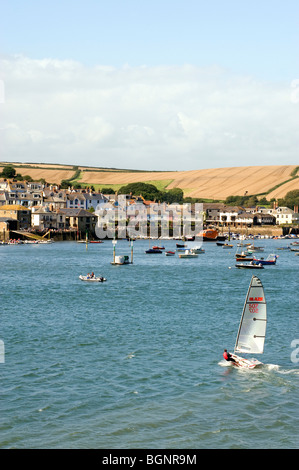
[251,254,278,266]
[145,248,162,254]
[179,249,198,258]
[247,244,264,253]
[152,245,165,250]
[176,243,186,248]
[165,251,175,256]
[235,262,264,269]
[79,275,107,282]
[190,246,205,254]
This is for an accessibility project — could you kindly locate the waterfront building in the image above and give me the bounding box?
[0,204,31,230]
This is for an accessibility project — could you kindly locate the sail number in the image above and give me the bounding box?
[249,303,259,314]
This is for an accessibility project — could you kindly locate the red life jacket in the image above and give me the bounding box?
[223,351,229,360]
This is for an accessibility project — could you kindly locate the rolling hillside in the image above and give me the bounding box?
[1,162,298,200]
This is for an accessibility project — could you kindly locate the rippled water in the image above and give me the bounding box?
[0,238,298,448]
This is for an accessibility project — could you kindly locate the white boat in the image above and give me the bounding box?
[79,275,106,282]
[179,249,198,258]
[111,255,132,265]
[190,246,205,254]
[247,244,264,253]
[225,275,267,369]
[235,262,264,269]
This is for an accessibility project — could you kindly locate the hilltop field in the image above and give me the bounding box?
[1,162,298,201]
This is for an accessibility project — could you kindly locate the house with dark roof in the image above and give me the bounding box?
[58,208,97,235]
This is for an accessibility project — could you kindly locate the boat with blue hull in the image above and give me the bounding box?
[252,254,278,265]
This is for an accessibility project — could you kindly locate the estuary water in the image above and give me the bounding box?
[0,238,298,449]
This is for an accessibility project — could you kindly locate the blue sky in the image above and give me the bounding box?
[1,0,298,79]
[1,0,298,170]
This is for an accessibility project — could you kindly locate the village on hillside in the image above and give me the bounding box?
[1,175,299,242]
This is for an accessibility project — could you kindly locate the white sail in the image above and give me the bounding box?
[234,275,267,355]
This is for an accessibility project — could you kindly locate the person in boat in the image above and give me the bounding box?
[91,272,95,278]
[223,349,236,363]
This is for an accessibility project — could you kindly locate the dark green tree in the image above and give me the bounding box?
[1,164,16,178]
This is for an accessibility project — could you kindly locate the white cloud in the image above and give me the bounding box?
[0,55,298,170]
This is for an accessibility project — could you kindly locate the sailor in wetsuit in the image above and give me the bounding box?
[223,349,236,363]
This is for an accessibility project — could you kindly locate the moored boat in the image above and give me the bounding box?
[190,246,205,254]
[179,249,198,258]
[165,251,175,256]
[247,244,264,253]
[252,254,278,265]
[235,262,264,269]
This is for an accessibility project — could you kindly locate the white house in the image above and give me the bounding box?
[272,207,299,225]
[66,192,108,211]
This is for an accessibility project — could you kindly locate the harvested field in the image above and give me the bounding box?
[16,168,76,183]
[1,162,298,199]
[79,165,298,199]
[267,176,299,200]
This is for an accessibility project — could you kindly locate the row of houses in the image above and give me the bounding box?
[0,180,299,236]
[0,179,107,211]
[203,203,299,227]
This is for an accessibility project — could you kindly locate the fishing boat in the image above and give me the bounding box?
[252,254,278,266]
[224,275,267,369]
[165,251,175,256]
[235,262,264,269]
[179,249,198,258]
[79,275,106,282]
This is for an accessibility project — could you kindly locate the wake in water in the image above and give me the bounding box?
[219,360,299,376]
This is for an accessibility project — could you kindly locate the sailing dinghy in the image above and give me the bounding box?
[226,275,267,369]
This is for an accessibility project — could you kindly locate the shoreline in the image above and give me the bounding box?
[1,225,299,243]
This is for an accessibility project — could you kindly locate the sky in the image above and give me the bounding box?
[0,0,298,171]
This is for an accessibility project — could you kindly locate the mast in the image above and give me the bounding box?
[234,276,252,352]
